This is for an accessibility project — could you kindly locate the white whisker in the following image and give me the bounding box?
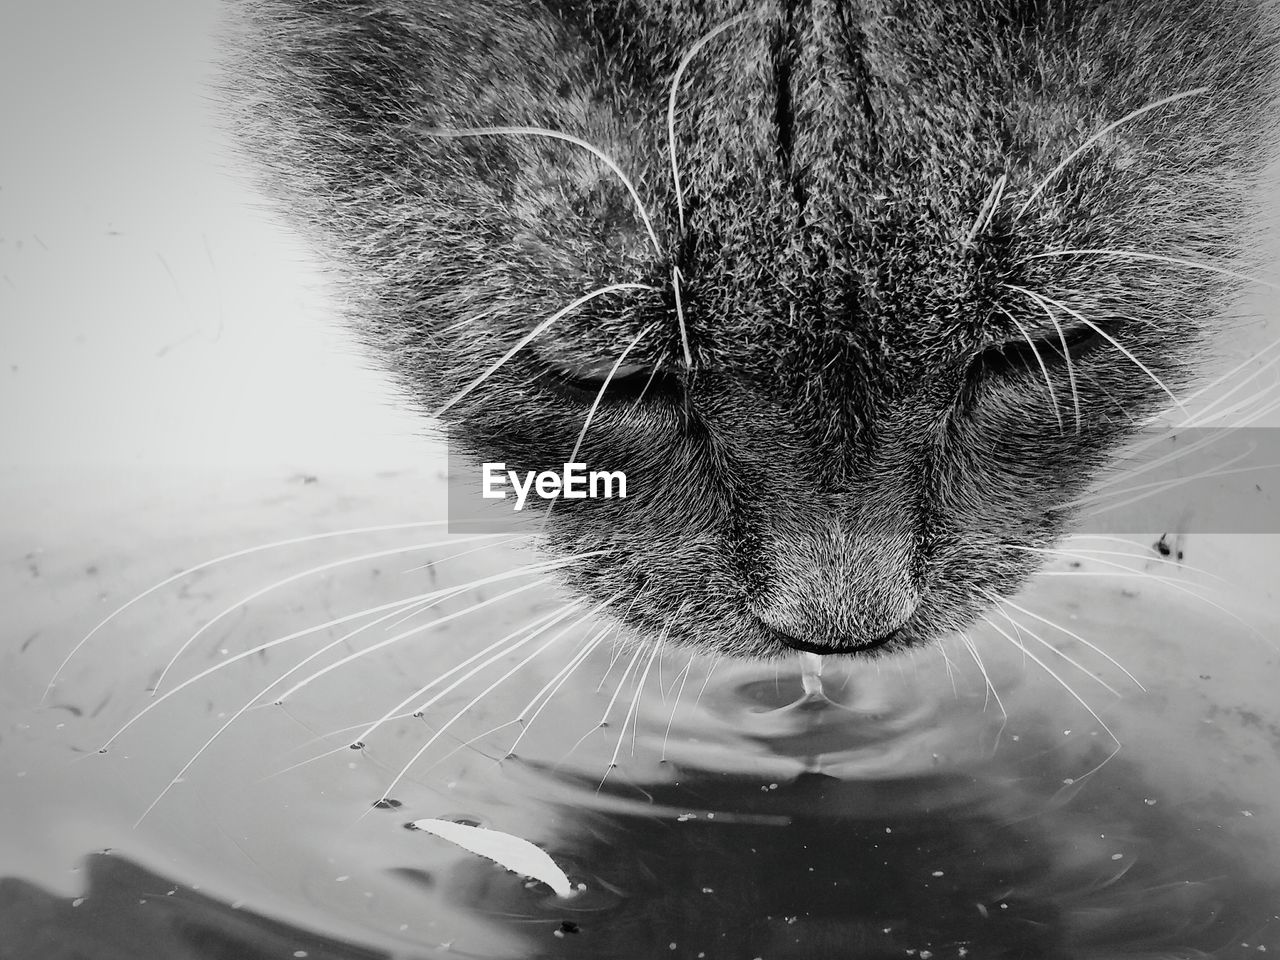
[1015,88,1208,218]
[965,173,1008,246]
[433,283,657,418]
[257,554,608,715]
[563,638,647,765]
[979,613,1121,778]
[660,654,696,762]
[1085,418,1248,496]
[958,632,1008,756]
[1042,544,1226,588]
[46,519,459,702]
[421,125,662,255]
[667,13,752,234]
[1011,287,1187,414]
[369,601,607,807]
[149,534,501,695]
[600,634,665,790]
[569,325,655,466]
[506,624,614,757]
[986,593,1123,696]
[131,592,449,827]
[1175,329,1280,423]
[347,602,582,753]
[995,304,1064,432]
[672,265,692,368]
[1027,248,1280,292]
[1005,285,1082,429]
[101,564,572,756]
[1075,452,1272,517]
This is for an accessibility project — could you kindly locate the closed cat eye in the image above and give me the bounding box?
[537,357,682,404]
[973,320,1105,378]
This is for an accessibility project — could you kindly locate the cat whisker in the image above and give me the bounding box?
[414,719,525,778]
[667,13,752,235]
[1073,450,1278,518]
[989,599,1122,697]
[1034,568,1270,646]
[569,325,655,467]
[46,519,460,703]
[104,563,575,760]
[281,558,604,719]
[995,304,1065,432]
[419,126,662,256]
[1027,248,1280,292]
[660,654,697,762]
[537,324,656,531]
[957,632,1007,754]
[407,600,602,722]
[1004,285,1082,429]
[1043,544,1227,588]
[1015,87,1208,219]
[101,588,463,756]
[506,623,616,758]
[131,590,457,827]
[400,534,526,575]
[1172,328,1280,422]
[964,173,1008,247]
[601,631,666,791]
[672,264,692,368]
[433,282,658,417]
[1084,419,1251,497]
[1186,376,1280,427]
[692,655,720,710]
[345,602,583,755]
[1008,285,1187,415]
[979,612,1122,775]
[564,636,648,766]
[370,599,608,808]
[148,534,503,695]
[987,588,1143,691]
[936,638,959,699]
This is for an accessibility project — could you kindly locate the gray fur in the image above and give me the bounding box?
[226,0,1279,658]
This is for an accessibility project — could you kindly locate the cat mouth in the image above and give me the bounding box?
[759,623,901,657]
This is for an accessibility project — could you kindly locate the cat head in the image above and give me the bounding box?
[234,0,1276,658]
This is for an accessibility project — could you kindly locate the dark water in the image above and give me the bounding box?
[3,469,1279,959]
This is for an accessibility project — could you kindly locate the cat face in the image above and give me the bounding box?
[236,0,1276,657]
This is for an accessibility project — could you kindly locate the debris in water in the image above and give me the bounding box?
[409,818,573,897]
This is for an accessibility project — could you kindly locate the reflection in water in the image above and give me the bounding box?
[431,657,1280,959]
[2,472,1279,959]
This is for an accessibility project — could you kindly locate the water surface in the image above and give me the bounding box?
[3,466,1279,959]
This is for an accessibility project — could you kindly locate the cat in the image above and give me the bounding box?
[225,0,1280,661]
